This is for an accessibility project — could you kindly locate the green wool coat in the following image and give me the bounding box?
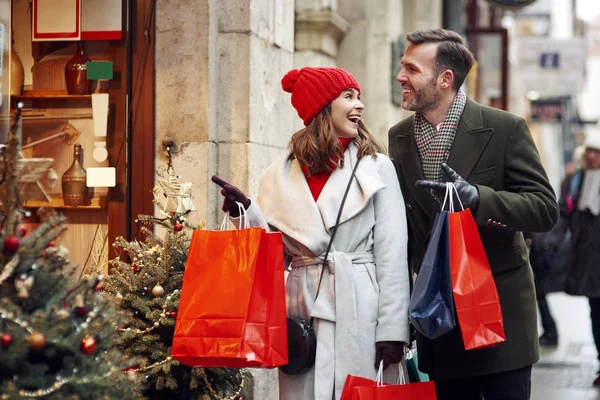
[388,98,559,380]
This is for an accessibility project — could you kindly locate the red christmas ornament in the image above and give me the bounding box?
[1,333,12,348]
[130,263,140,274]
[174,222,183,232]
[80,336,97,354]
[17,225,27,238]
[169,311,177,319]
[95,283,104,292]
[3,236,19,254]
[47,241,56,248]
[75,306,87,317]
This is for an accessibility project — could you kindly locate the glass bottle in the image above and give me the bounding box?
[64,41,91,95]
[62,144,88,206]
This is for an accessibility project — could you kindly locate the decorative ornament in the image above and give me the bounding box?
[47,241,56,248]
[130,263,140,274]
[80,336,97,354]
[56,309,70,320]
[152,162,197,217]
[1,333,13,348]
[28,331,46,351]
[3,236,20,254]
[169,311,177,319]
[75,306,87,317]
[16,225,27,238]
[152,284,165,297]
[95,283,104,291]
[15,275,34,298]
[174,222,183,232]
[115,292,124,301]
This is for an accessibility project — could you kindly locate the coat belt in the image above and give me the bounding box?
[290,251,376,394]
[289,251,374,274]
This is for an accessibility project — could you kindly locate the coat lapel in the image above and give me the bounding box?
[257,151,330,255]
[446,99,494,179]
[317,144,386,231]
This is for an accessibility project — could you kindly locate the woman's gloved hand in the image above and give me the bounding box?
[375,341,406,370]
[211,175,251,217]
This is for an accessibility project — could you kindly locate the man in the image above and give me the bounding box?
[388,28,558,400]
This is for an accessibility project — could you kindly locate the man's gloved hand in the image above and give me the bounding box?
[374,341,406,370]
[415,163,480,213]
[211,175,251,217]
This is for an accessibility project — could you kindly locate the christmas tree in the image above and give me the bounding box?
[0,105,142,399]
[102,147,247,399]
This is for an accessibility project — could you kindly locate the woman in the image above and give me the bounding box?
[212,67,410,399]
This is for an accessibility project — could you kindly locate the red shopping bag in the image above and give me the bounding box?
[353,381,437,399]
[171,226,288,368]
[341,365,437,400]
[448,208,506,350]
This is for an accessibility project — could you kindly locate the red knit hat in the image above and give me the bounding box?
[281,67,361,126]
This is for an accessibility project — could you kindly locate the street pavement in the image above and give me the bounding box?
[532,293,600,400]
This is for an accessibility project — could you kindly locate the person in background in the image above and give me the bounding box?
[213,67,410,399]
[527,146,586,348]
[388,28,558,400]
[548,133,600,386]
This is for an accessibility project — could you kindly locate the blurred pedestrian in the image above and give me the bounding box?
[213,67,411,399]
[388,28,558,400]
[528,146,585,348]
[551,132,600,385]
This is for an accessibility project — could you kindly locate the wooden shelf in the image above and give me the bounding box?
[24,196,107,210]
[12,91,93,100]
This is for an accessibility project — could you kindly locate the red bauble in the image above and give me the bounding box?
[3,236,19,254]
[75,306,87,317]
[80,336,97,354]
[130,263,140,274]
[47,241,56,248]
[17,225,27,238]
[174,222,183,232]
[95,283,104,291]
[1,333,12,348]
[169,311,177,319]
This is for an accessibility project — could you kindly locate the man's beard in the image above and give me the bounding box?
[402,78,440,113]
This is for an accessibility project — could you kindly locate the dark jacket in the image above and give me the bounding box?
[388,98,559,380]
[552,170,600,297]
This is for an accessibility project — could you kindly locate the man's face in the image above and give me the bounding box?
[586,148,600,169]
[396,42,442,113]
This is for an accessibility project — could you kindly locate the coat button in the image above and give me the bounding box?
[406,204,413,211]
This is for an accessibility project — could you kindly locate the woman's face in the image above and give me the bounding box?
[330,88,364,138]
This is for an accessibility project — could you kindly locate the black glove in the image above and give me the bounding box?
[415,163,480,213]
[375,341,406,370]
[211,175,251,217]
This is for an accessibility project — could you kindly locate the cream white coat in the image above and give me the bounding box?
[244,143,410,399]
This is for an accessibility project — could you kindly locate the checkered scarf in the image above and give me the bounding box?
[414,90,467,181]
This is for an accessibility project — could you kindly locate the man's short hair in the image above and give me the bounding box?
[406,28,475,91]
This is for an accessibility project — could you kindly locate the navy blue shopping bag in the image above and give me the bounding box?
[408,211,455,339]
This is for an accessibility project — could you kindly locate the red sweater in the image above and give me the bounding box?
[302,137,353,201]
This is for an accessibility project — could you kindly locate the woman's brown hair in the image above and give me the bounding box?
[289,105,385,176]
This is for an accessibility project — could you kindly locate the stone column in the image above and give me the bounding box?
[156,1,295,396]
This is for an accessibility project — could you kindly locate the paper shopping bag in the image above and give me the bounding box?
[353,381,437,399]
[172,226,288,368]
[448,208,506,350]
[409,211,456,339]
[341,375,378,400]
[342,361,437,400]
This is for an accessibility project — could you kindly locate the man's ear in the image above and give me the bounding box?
[440,70,454,90]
